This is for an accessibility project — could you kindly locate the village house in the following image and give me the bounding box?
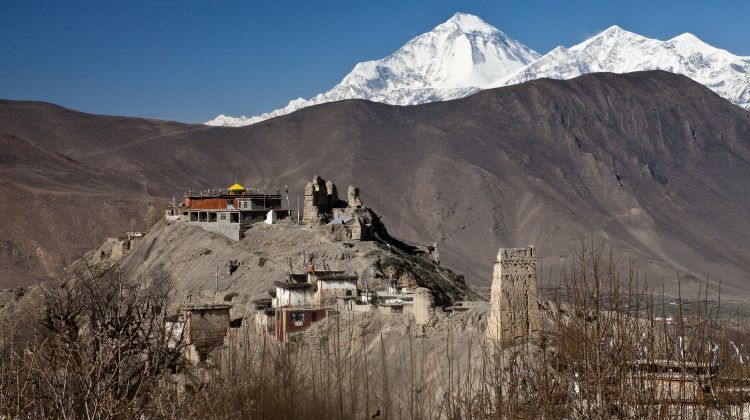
[374,282,416,307]
[255,261,360,342]
[308,271,358,305]
[268,281,327,342]
[365,284,420,316]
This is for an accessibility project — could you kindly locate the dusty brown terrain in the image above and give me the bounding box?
[1,71,749,297]
[109,219,475,312]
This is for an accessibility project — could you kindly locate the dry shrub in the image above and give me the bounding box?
[2,242,750,419]
[0,266,186,418]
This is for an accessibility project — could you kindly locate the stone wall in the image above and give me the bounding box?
[486,246,541,345]
[185,305,231,357]
[187,222,242,241]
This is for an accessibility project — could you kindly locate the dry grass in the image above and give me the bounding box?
[2,242,750,419]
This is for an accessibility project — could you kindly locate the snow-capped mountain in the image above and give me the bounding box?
[206,13,540,126]
[492,25,750,110]
[207,16,750,127]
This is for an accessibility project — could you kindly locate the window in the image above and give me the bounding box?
[220,213,226,220]
[312,311,317,322]
[291,312,305,327]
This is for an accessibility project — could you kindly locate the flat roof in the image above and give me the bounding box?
[186,194,282,199]
[274,281,316,291]
[316,275,358,282]
[308,270,345,275]
[187,209,266,212]
[276,307,327,312]
[182,304,231,311]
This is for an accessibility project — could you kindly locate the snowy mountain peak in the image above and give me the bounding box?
[589,25,640,41]
[495,26,750,110]
[600,24,626,35]
[206,12,539,127]
[206,18,750,127]
[669,32,701,43]
[441,12,497,33]
[666,32,737,59]
[571,25,647,52]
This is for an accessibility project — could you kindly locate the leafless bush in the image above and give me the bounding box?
[2,243,750,419]
[0,266,187,418]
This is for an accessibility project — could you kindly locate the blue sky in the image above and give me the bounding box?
[1,0,748,123]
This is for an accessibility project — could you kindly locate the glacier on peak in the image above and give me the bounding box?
[206,18,750,127]
[492,25,750,111]
[205,12,540,127]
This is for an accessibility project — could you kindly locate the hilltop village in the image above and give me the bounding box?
[34,176,546,353]
[157,176,484,346]
[2,176,750,417]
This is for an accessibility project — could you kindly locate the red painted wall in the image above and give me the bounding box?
[187,197,236,210]
[275,309,327,341]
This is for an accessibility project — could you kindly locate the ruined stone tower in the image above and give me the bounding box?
[486,246,541,345]
[302,176,328,224]
[325,180,338,207]
[347,185,362,208]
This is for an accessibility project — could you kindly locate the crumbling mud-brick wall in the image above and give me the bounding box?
[347,185,362,208]
[303,176,329,224]
[184,305,231,352]
[302,176,373,241]
[486,246,541,345]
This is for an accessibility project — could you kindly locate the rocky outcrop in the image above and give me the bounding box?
[486,246,541,345]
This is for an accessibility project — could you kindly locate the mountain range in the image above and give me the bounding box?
[3,71,750,299]
[207,13,750,126]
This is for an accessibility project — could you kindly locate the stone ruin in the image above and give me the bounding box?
[413,287,435,324]
[347,185,362,208]
[302,176,373,241]
[302,176,342,225]
[486,246,541,345]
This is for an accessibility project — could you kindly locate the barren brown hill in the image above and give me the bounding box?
[1,71,749,297]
